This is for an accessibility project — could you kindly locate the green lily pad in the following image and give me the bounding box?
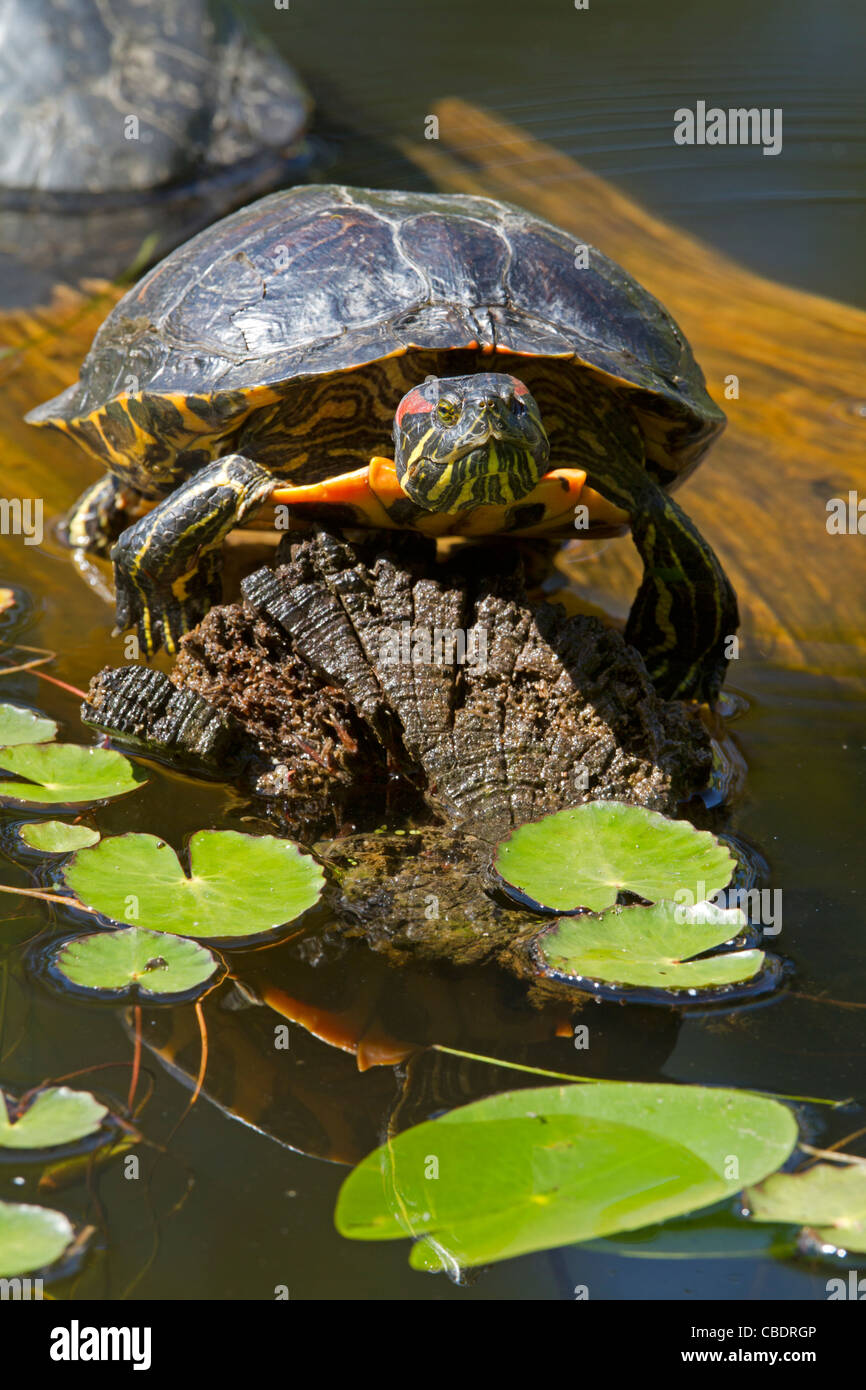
[0,1086,107,1150]
[0,703,57,745]
[0,1200,75,1277]
[63,830,325,939]
[497,800,733,917]
[0,743,145,806]
[494,803,735,914]
[336,1082,797,1271]
[19,820,100,853]
[52,927,220,999]
[537,900,763,991]
[745,1163,866,1253]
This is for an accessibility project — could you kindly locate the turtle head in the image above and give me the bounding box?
[393,373,550,512]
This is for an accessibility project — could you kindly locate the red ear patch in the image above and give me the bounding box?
[396,387,433,424]
[509,376,530,396]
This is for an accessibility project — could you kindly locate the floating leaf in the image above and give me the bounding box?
[494,802,735,913]
[0,702,57,745]
[0,1087,107,1150]
[0,743,145,806]
[537,900,762,991]
[19,820,100,853]
[745,1163,866,1253]
[336,1082,797,1271]
[0,1199,74,1277]
[52,927,220,1000]
[63,830,325,939]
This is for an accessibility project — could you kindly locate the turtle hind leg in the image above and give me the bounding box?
[59,474,151,556]
[111,455,275,657]
[624,484,739,703]
[568,413,738,702]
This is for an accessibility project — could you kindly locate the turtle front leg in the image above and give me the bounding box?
[111,455,275,656]
[59,474,151,556]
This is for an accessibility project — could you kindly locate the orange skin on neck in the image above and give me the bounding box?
[270,457,629,539]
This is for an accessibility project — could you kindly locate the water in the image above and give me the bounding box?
[0,0,864,1301]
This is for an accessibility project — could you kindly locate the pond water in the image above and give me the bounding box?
[0,0,864,1301]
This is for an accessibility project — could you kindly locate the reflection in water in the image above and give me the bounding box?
[0,0,864,1302]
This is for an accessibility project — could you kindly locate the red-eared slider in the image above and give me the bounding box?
[27,184,737,702]
[0,0,310,196]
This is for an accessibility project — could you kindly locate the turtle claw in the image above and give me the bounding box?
[112,544,221,657]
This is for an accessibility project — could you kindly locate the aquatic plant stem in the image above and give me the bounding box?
[190,1001,208,1109]
[128,1006,142,1114]
[0,881,94,911]
[429,1044,843,1107]
[0,644,88,699]
[430,1044,597,1085]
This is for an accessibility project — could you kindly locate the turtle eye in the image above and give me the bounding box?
[436,399,460,425]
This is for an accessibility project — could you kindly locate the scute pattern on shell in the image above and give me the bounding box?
[34,185,724,486]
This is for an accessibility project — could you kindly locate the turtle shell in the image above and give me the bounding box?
[28,184,724,494]
[0,0,309,196]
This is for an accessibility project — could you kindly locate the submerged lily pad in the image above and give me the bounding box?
[494,802,736,913]
[63,830,325,939]
[0,1086,107,1150]
[537,900,762,991]
[0,1199,75,1277]
[52,927,220,1000]
[336,1082,797,1272]
[0,743,145,806]
[0,703,57,745]
[745,1163,866,1253]
[19,820,100,853]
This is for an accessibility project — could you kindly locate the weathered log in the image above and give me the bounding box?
[82,664,251,773]
[82,529,711,843]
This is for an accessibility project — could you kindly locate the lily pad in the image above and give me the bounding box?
[0,743,145,806]
[0,1086,107,1150]
[336,1082,797,1271]
[495,803,735,914]
[745,1163,866,1253]
[19,820,100,853]
[63,830,325,939]
[0,1199,75,1277]
[0,702,57,745]
[537,900,763,991]
[52,927,220,1000]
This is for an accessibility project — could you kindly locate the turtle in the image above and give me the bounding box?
[26,184,738,703]
[0,0,311,297]
[0,0,310,197]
